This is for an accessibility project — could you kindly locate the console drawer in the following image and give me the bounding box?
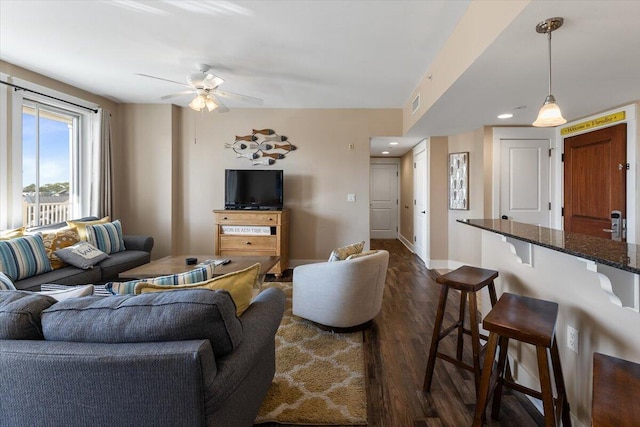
[219,235,277,251]
[215,212,281,225]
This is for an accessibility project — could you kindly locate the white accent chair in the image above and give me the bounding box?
[292,250,389,329]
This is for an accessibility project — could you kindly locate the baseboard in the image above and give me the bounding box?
[398,235,414,252]
[426,260,450,269]
[447,260,467,270]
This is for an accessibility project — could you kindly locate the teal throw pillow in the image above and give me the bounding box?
[86,219,125,254]
[106,260,217,295]
[0,233,53,281]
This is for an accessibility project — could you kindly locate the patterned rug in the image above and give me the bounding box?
[255,282,367,425]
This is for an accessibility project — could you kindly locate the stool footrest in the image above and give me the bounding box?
[438,322,461,339]
[503,379,543,400]
[436,352,474,373]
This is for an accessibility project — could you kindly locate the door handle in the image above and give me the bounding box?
[610,210,622,241]
[421,211,426,214]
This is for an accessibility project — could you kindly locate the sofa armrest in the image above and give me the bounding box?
[205,286,285,416]
[0,339,215,426]
[123,235,154,252]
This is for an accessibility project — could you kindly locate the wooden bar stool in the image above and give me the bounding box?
[423,265,499,397]
[473,293,571,427]
[592,352,640,427]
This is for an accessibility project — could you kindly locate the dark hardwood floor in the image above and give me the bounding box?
[262,239,543,426]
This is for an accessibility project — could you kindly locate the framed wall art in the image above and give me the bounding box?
[448,152,468,210]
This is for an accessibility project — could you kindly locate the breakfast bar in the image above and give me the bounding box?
[457,218,640,425]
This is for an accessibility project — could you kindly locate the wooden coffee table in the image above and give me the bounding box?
[118,255,279,282]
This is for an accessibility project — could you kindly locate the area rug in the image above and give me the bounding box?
[255,282,367,425]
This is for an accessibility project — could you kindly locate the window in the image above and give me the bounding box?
[0,79,95,230]
[22,101,80,227]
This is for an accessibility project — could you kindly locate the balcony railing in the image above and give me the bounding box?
[23,201,72,228]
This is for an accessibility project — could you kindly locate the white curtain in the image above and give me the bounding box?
[90,108,113,218]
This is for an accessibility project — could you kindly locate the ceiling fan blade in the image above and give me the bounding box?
[204,73,224,88]
[160,90,195,100]
[209,93,230,113]
[214,89,264,106]
[136,73,190,88]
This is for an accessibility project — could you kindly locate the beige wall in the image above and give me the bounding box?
[117,104,176,258]
[399,150,414,244]
[128,107,402,262]
[429,136,449,262]
[447,127,487,266]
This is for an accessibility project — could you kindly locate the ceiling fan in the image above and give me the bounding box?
[137,64,263,112]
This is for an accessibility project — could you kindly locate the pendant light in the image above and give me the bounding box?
[532,17,566,127]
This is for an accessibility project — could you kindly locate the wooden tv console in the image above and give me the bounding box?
[213,209,289,276]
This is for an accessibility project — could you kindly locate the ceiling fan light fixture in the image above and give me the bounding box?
[205,96,218,112]
[532,17,566,128]
[189,94,206,111]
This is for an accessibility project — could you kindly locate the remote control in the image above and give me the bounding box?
[222,259,231,265]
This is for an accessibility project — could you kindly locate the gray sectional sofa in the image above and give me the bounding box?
[13,216,154,291]
[0,286,286,427]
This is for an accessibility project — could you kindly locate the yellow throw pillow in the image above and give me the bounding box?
[67,216,110,241]
[134,263,260,316]
[35,227,81,269]
[0,226,25,240]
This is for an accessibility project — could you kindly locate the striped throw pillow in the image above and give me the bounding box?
[86,220,125,254]
[0,272,16,290]
[0,233,53,281]
[106,260,217,295]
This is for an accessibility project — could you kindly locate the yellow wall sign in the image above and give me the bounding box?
[560,112,626,136]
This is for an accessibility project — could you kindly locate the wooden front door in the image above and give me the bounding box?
[564,123,627,240]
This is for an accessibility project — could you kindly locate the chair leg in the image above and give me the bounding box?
[468,292,482,396]
[473,332,499,427]
[491,336,510,420]
[456,290,467,361]
[536,346,557,427]
[423,284,449,393]
[550,338,572,427]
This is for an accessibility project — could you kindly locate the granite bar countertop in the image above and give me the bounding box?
[459,219,640,275]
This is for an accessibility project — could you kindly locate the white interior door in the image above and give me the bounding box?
[500,139,550,226]
[370,162,399,239]
[414,147,427,262]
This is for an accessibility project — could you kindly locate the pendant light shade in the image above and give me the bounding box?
[533,94,566,127]
[532,17,566,128]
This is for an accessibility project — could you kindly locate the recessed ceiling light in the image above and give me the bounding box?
[382,151,390,155]
[497,113,514,119]
[389,141,399,145]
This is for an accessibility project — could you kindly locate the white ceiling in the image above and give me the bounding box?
[2,1,640,157]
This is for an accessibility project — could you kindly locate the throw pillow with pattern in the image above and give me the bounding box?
[29,226,80,269]
[85,220,125,254]
[106,259,217,295]
[328,240,365,262]
[0,272,16,290]
[0,233,53,281]
[66,216,110,241]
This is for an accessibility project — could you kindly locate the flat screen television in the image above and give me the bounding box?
[225,169,284,210]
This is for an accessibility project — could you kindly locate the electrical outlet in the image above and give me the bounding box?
[347,193,356,202]
[567,325,579,353]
